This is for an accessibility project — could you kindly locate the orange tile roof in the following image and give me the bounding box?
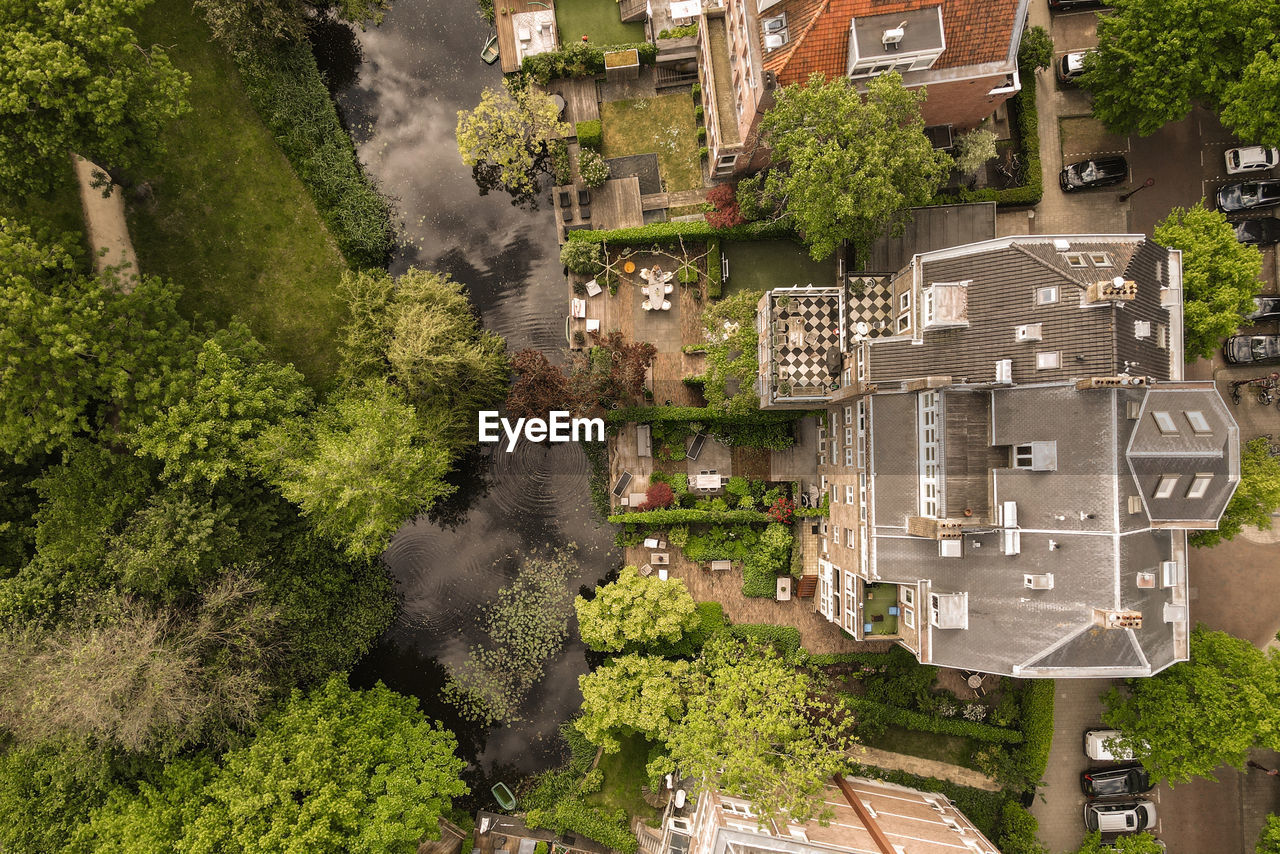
[762,0,1020,86]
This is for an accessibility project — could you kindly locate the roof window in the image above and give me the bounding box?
[1154,475,1178,499]
[1152,411,1177,434]
[1186,473,1212,499]
[1185,410,1211,434]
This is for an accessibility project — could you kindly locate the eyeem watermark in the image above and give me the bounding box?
[478,411,605,452]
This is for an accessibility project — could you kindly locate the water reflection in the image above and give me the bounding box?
[331,0,619,782]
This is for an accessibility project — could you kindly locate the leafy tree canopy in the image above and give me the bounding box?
[194,0,389,49]
[1192,437,1280,547]
[1221,44,1280,149]
[759,72,950,261]
[1258,814,1280,854]
[575,565,701,653]
[456,79,570,206]
[576,654,691,753]
[0,738,122,854]
[1075,831,1164,854]
[1102,626,1280,783]
[1018,25,1053,72]
[1153,203,1261,361]
[1080,0,1280,135]
[0,0,190,194]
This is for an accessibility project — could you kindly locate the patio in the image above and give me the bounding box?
[863,582,899,636]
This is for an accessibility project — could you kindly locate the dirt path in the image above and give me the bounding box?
[72,154,139,293]
[851,746,1002,792]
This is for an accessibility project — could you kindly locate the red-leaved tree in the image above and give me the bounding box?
[638,481,675,511]
[507,349,580,418]
[706,183,744,229]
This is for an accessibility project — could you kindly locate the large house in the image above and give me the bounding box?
[646,776,1000,854]
[695,0,1029,177]
[755,234,1241,677]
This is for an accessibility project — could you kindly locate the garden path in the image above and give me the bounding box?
[72,153,139,293]
[851,746,1002,792]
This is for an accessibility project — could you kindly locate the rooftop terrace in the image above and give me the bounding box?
[756,287,845,408]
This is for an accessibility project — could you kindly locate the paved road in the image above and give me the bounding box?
[1029,679,1115,853]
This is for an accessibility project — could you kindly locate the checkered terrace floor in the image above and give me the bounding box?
[770,294,843,395]
[847,276,895,339]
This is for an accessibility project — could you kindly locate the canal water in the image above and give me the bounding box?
[319,1,620,794]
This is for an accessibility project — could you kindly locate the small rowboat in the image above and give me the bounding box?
[481,34,500,65]
[492,781,517,810]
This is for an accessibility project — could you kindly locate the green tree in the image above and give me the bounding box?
[664,637,856,822]
[1074,830,1164,854]
[456,79,570,206]
[1257,814,1280,854]
[184,676,468,854]
[194,0,389,49]
[955,128,998,178]
[128,325,313,487]
[1079,0,1279,136]
[70,756,217,854]
[1153,203,1262,361]
[252,381,456,560]
[1101,627,1280,783]
[699,290,764,416]
[0,739,120,854]
[576,654,691,752]
[0,0,190,195]
[1192,437,1280,547]
[758,72,950,261]
[575,565,701,653]
[996,802,1048,854]
[1221,44,1280,148]
[1018,24,1054,72]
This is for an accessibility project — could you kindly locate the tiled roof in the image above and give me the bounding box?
[762,0,1020,86]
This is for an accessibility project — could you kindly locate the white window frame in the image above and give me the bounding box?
[1088,252,1112,267]
[900,291,911,311]
[903,606,915,629]
[897,313,911,333]
[1152,411,1178,435]
[1154,475,1178,499]
[1185,410,1211,434]
[1064,252,1088,268]
[918,391,940,518]
[1186,473,1212,499]
[1036,285,1058,305]
[844,445,853,467]
[846,484,856,504]
[1036,351,1061,370]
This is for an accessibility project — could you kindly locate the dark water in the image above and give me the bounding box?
[321,1,619,789]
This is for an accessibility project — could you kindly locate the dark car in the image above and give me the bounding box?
[1080,763,1154,797]
[1224,334,1280,365]
[1236,217,1280,247]
[1249,296,1280,322]
[1059,157,1129,192]
[1216,179,1280,213]
[1048,0,1109,9]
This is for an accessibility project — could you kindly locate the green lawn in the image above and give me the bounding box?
[864,725,980,770]
[129,0,350,387]
[585,734,661,825]
[721,239,836,296]
[554,0,646,46]
[601,94,702,193]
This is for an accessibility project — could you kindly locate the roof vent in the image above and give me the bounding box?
[881,22,906,47]
[1016,323,1043,342]
[939,539,962,558]
[1134,320,1152,339]
[1095,608,1143,629]
[1024,573,1054,590]
[994,359,1012,384]
[1136,572,1156,589]
[1161,560,1180,588]
[1053,239,1071,251]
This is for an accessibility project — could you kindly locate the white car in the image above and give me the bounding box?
[1225,146,1280,175]
[1084,728,1136,761]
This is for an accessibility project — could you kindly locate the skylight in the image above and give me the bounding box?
[1185,410,1211,434]
[1154,475,1178,499]
[1186,474,1212,500]
[1151,411,1177,435]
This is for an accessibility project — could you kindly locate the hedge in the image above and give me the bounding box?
[995,801,1045,854]
[807,650,908,667]
[845,696,1024,744]
[521,41,658,84]
[576,119,603,151]
[706,237,722,298]
[566,218,795,246]
[846,764,1006,840]
[1017,679,1055,784]
[231,38,395,269]
[722,623,801,655]
[742,522,792,597]
[608,508,773,526]
[607,405,803,425]
[657,23,698,38]
[526,799,637,854]
[583,440,610,520]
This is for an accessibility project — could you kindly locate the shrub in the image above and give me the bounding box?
[1017,679,1055,784]
[638,482,676,510]
[742,522,792,597]
[706,184,744,229]
[232,38,394,268]
[694,105,704,120]
[561,240,604,275]
[995,801,1048,854]
[576,119,603,151]
[550,139,572,185]
[521,41,658,85]
[691,82,701,97]
[667,524,690,547]
[535,843,549,854]
[706,238,722,297]
[845,697,1024,744]
[697,126,706,142]
[577,769,604,795]
[657,23,698,38]
[723,623,801,655]
[567,218,795,247]
[678,264,698,284]
[579,148,610,188]
[1018,24,1053,72]
[698,146,708,160]
[766,496,795,524]
[562,718,598,774]
[608,508,772,526]
[526,799,637,854]
[955,128,998,177]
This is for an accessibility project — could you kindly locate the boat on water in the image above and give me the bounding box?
[492,782,517,810]
[481,34,500,65]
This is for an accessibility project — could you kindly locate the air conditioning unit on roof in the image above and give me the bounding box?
[881,22,906,47]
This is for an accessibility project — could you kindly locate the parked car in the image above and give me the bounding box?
[1216,179,1280,213]
[1084,800,1157,834]
[1084,728,1136,761]
[1235,217,1280,247]
[1060,157,1129,192]
[1049,0,1109,11]
[1224,334,1280,365]
[1080,763,1154,797]
[1225,146,1280,175]
[1056,50,1093,83]
[1248,296,1280,321]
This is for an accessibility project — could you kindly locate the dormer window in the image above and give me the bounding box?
[1088,252,1112,267]
[1154,475,1178,499]
[1152,411,1177,435]
[1185,410,1211,434]
[1065,253,1088,268]
[1186,473,1212,499]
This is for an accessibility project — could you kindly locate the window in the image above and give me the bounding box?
[903,606,915,629]
[716,154,738,169]
[1185,410,1212,434]
[1154,475,1178,499]
[897,313,911,333]
[844,426,853,447]
[1036,286,1059,305]
[1036,351,1061,370]
[722,801,754,817]
[902,586,913,606]
[1064,252,1088,268]
[1156,323,1169,350]
[1152,411,1177,435]
[857,401,867,469]
[831,484,838,504]
[1013,444,1034,468]
[900,291,911,311]
[846,527,855,544]
[844,406,853,424]
[922,287,935,325]
[918,391,940,518]
[846,484,856,504]
[1186,473,1213,499]
[859,473,868,522]
[1088,252,1112,267]
[832,526,840,544]
[844,446,853,467]
[843,368,851,386]
[1134,320,1152,339]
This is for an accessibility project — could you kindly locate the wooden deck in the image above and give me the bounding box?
[554,176,643,243]
[495,0,557,73]
[544,77,599,125]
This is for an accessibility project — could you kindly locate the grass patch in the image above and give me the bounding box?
[585,734,661,825]
[863,725,980,770]
[554,0,646,46]
[129,0,349,387]
[601,95,702,193]
[721,239,835,297]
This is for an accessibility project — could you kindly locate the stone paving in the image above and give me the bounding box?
[1029,678,1113,853]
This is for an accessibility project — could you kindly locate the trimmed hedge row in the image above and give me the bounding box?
[576,119,603,151]
[706,237,722,298]
[566,218,796,246]
[846,696,1024,744]
[806,650,906,667]
[609,508,772,526]
[526,800,637,854]
[1017,679,1055,784]
[232,38,395,269]
[723,623,802,655]
[521,41,658,85]
[607,405,803,424]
